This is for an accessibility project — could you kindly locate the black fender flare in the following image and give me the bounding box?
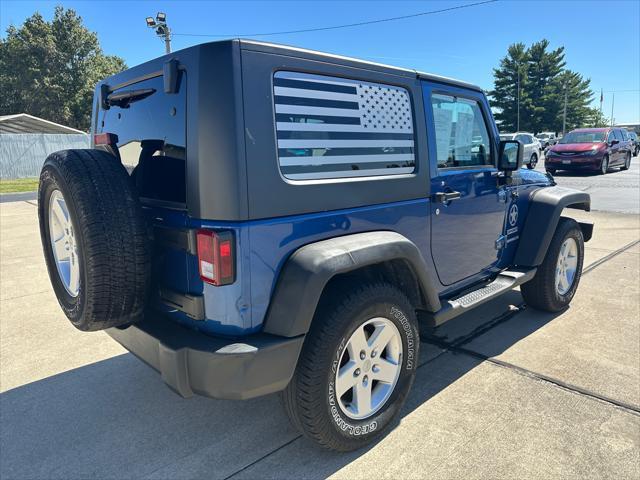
[262,231,442,338]
[514,186,591,267]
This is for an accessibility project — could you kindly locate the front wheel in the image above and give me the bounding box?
[599,155,609,175]
[527,153,538,169]
[521,217,584,312]
[282,283,419,451]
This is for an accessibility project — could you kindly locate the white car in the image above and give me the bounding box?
[499,132,542,169]
[536,132,558,149]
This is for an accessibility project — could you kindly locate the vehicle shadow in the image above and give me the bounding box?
[0,293,564,480]
[548,167,629,178]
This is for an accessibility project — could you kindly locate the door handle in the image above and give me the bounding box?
[432,191,461,203]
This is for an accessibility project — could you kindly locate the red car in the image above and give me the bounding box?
[545,127,633,175]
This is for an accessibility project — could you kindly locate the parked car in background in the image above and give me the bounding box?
[545,127,632,175]
[537,132,558,149]
[500,132,541,169]
[624,130,639,156]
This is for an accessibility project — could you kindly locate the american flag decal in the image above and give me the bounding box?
[274,71,416,180]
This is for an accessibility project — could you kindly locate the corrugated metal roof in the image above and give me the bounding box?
[0,114,86,134]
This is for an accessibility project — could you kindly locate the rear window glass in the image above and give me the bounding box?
[98,75,186,206]
[273,71,416,180]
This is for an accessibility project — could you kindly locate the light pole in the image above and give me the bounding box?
[562,82,568,136]
[610,92,615,127]
[146,12,171,54]
[516,68,520,132]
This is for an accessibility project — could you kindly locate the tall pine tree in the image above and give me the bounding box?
[490,39,595,135]
[489,43,532,132]
[550,70,594,133]
[527,40,565,131]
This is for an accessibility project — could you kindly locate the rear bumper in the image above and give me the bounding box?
[106,314,304,400]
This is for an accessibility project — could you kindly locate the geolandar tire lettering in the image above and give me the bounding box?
[281,283,419,451]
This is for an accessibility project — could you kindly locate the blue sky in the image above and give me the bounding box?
[2,0,639,123]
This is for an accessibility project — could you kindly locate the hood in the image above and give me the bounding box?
[551,142,605,153]
[518,168,551,186]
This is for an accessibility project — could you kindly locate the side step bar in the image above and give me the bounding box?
[425,269,537,327]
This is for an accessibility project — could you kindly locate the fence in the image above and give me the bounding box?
[0,133,90,179]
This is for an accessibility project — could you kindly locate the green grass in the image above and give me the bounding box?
[0,178,39,194]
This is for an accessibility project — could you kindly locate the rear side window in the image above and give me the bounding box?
[431,93,492,168]
[273,71,416,180]
[98,75,186,206]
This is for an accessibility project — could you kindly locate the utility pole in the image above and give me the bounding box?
[562,83,568,136]
[610,92,615,127]
[146,12,171,54]
[599,88,603,115]
[516,68,520,132]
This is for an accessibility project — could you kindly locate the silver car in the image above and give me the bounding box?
[536,131,558,149]
[499,132,542,169]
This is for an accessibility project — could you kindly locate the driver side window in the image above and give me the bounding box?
[431,93,492,168]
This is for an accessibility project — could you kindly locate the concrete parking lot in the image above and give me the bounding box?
[1,161,639,479]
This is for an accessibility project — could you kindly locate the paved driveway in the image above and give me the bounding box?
[1,199,638,479]
[535,153,640,214]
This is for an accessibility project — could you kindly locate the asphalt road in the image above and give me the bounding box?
[1,168,639,478]
[536,153,640,214]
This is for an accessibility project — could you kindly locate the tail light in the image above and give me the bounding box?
[93,132,119,146]
[196,230,235,286]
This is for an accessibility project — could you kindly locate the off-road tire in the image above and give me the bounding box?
[621,152,631,171]
[282,283,419,451]
[527,153,538,169]
[38,149,151,331]
[521,217,584,312]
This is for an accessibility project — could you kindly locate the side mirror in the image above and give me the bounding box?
[609,139,619,146]
[498,140,523,171]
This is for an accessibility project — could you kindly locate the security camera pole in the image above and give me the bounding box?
[145,12,171,54]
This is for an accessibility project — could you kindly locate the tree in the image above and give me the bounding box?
[586,107,610,128]
[551,70,594,133]
[488,42,533,132]
[0,6,126,131]
[526,39,565,131]
[489,39,595,134]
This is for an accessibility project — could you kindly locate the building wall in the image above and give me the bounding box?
[0,133,90,179]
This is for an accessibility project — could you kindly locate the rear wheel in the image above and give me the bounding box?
[282,283,419,451]
[527,153,538,169]
[39,149,151,331]
[621,152,631,170]
[521,217,584,312]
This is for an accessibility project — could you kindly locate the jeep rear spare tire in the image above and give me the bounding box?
[38,149,151,331]
[282,283,419,451]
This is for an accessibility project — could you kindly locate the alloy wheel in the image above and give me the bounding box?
[335,317,403,420]
[48,189,80,297]
[555,237,578,296]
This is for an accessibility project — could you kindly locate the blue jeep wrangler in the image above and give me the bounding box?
[38,40,592,451]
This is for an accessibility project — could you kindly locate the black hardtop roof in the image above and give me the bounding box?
[238,39,484,92]
[101,39,483,93]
